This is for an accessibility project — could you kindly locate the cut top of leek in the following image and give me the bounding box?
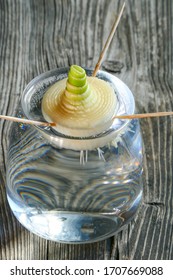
[42,65,118,137]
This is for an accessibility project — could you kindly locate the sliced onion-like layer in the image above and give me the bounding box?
[42,66,118,137]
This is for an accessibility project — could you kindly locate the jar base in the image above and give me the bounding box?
[8,194,142,243]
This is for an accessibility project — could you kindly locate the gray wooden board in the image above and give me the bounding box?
[0,0,172,260]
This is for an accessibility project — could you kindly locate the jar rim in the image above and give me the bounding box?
[21,67,135,150]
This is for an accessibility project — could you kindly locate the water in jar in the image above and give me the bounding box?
[6,115,143,243]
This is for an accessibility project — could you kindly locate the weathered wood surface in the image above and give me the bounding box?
[0,0,173,260]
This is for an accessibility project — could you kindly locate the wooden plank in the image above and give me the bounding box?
[0,0,172,260]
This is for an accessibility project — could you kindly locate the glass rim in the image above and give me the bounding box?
[21,67,135,150]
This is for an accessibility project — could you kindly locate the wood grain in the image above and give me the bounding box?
[0,0,173,260]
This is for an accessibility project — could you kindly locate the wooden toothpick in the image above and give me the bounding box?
[92,2,126,77]
[0,114,55,126]
[0,112,173,127]
[113,112,173,120]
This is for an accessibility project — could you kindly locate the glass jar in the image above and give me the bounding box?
[6,68,143,243]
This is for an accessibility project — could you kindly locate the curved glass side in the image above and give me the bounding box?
[6,69,143,243]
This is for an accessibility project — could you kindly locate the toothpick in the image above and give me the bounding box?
[92,2,126,77]
[0,115,55,126]
[1,111,173,128]
[113,112,173,120]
